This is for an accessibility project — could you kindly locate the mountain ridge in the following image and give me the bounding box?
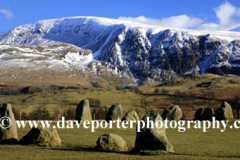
[1,16,240,87]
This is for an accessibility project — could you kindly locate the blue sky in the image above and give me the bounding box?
[1,0,240,32]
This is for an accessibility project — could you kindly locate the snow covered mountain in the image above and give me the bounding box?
[1,16,240,86]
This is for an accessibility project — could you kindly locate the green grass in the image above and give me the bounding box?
[0,122,240,159]
[0,89,143,116]
[140,74,240,100]
[1,74,240,159]
[0,87,236,120]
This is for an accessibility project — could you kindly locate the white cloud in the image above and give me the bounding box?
[198,23,219,31]
[118,1,240,31]
[199,1,240,31]
[0,8,14,19]
[215,1,236,25]
[191,1,240,31]
[118,15,203,29]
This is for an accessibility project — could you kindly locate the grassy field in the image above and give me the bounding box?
[1,74,240,159]
[0,88,231,120]
[0,122,240,159]
[0,80,239,120]
[140,74,240,100]
[0,89,143,116]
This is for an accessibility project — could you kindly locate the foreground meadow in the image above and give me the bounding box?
[0,122,239,160]
[1,74,240,159]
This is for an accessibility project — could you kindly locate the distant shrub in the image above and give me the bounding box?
[91,108,97,120]
[174,90,182,97]
[0,85,18,95]
[154,89,160,94]
[65,86,80,90]
[51,108,61,121]
[125,86,140,94]
[62,107,75,120]
[20,86,42,94]
[202,91,215,99]
[28,112,35,120]
[230,95,239,105]
[87,98,101,107]
[116,86,121,90]
[33,107,51,120]
[95,107,105,120]
[161,89,169,94]
[20,111,28,120]
[12,108,20,120]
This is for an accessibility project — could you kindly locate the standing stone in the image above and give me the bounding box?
[194,108,203,120]
[19,126,61,147]
[75,99,92,122]
[96,133,128,152]
[161,104,182,121]
[201,108,214,121]
[135,110,174,152]
[105,104,122,122]
[0,103,18,144]
[122,110,139,121]
[214,101,233,120]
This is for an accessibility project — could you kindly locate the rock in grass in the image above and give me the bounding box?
[194,108,204,120]
[0,103,18,144]
[161,104,182,121]
[135,110,174,152]
[137,150,169,155]
[96,133,128,152]
[19,126,61,147]
[105,104,122,122]
[122,110,139,121]
[201,108,214,121]
[75,99,92,122]
[214,101,233,120]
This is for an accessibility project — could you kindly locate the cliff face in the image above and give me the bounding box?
[1,16,240,86]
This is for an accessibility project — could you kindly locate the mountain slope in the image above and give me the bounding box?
[1,16,240,86]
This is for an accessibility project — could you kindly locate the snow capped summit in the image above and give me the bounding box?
[2,16,240,46]
[1,16,240,86]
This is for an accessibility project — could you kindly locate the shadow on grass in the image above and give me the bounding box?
[0,139,19,145]
[37,145,132,155]
[36,146,240,158]
[36,146,179,156]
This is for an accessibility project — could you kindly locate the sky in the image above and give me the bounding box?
[1,0,240,32]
